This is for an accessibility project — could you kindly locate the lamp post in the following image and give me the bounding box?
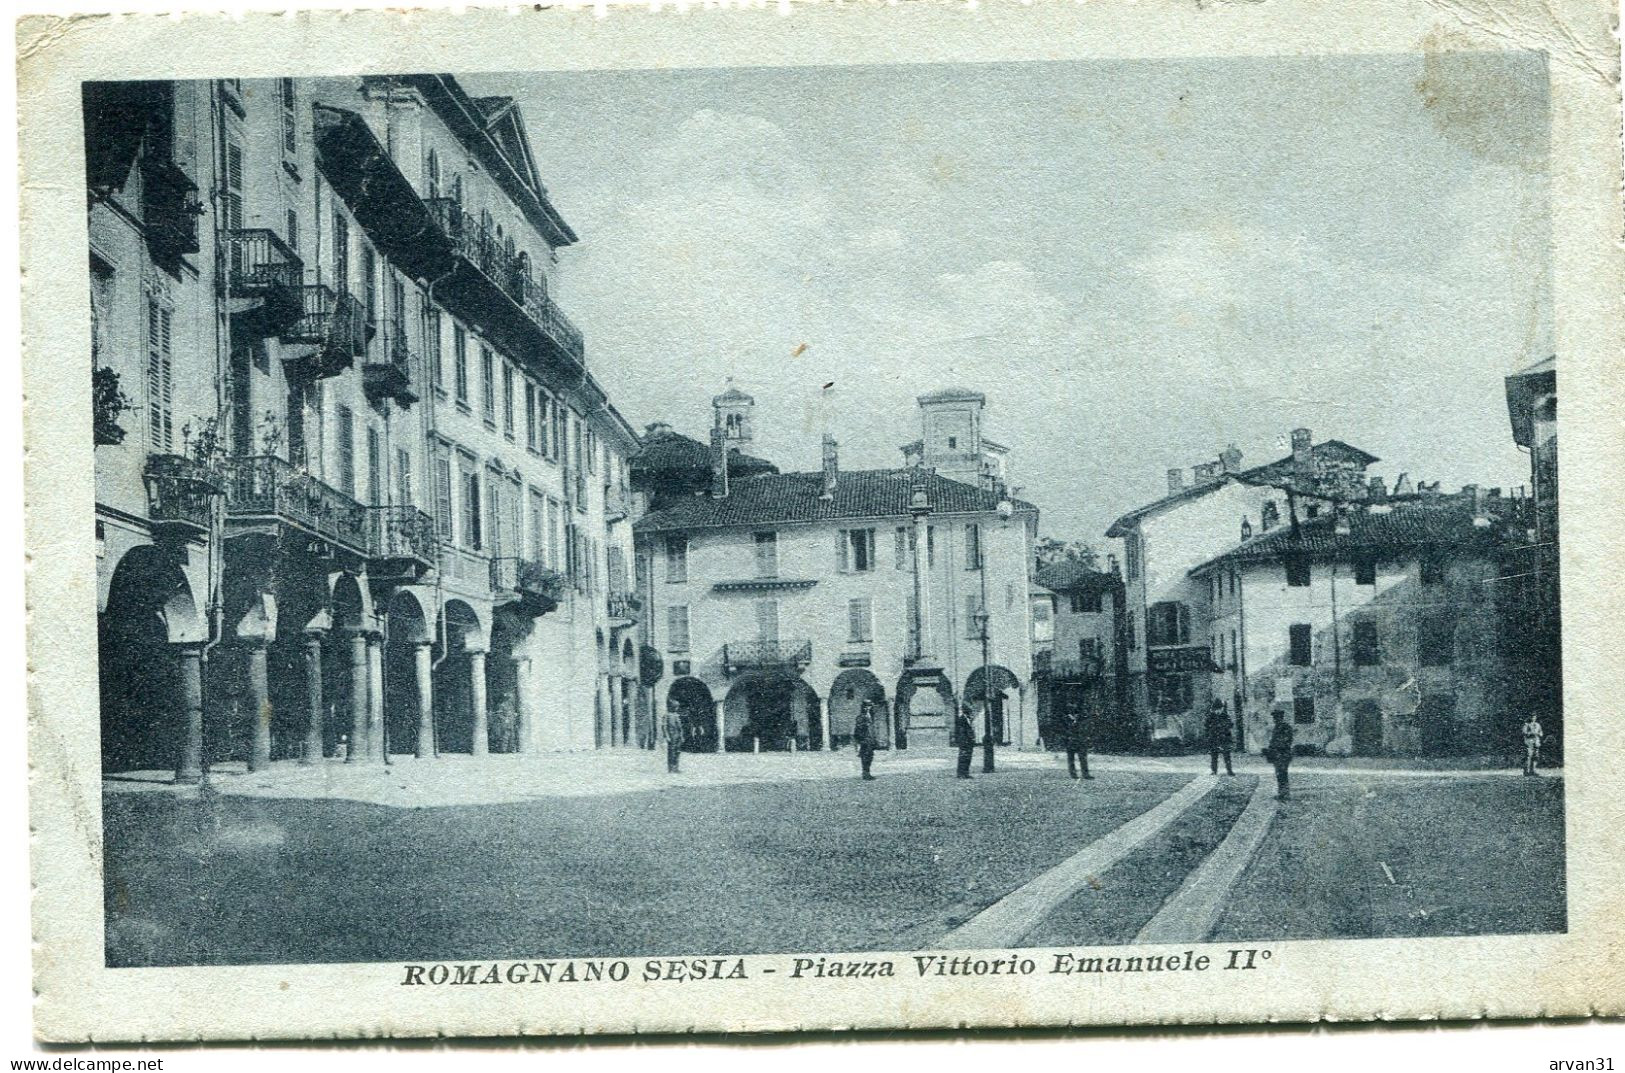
[976,495,1015,774]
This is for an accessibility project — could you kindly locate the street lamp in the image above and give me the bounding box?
[976,496,1014,774]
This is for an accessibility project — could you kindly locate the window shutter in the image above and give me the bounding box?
[836,529,849,572]
[224,142,244,231]
[434,456,453,539]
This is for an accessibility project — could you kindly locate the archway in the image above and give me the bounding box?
[383,590,432,757]
[964,664,1022,746]
[828,669,887,751]
[894,673,956,749]
[433,599,486,755]
[99,546,201,775]
[320,573,369,760]
[486,607,530,754]
[620,637,638,747]
[667,677,715,753]
[723,674,821,752]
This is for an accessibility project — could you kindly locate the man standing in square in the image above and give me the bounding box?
[1206,698,1235,776]
[664,697,686,774]
[1522,713,1544,776]
[855,700,878,781]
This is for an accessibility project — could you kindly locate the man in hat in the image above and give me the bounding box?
[1205,698,1235,776]
[664,697,686,774]
[1064,698,1094,781]
[854,700,878,781]
[1521,713,1544,776]
[1264,708,1295,801]
[952,703,977,779]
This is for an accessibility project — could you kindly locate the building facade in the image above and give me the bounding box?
[1503,355,1561,751]
[89,74,640,781]
[1030,559,1127,748]
[1192,487,1521,756]
[633,389,1040,753]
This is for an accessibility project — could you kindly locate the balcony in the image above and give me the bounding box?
[369,505,436,579]
[425,197,585,376]
[281,285,369,380]
[139,154,201,264]
[603,485,633,523]
[142,454,220,537]
[363,332,418,407]
[607,591,641,623]
[723,640,813,676]
[219,455,370,558]
[225,229,304,336]
[491,556,566,617]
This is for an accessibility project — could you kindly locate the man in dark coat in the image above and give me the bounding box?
[952,704,977,779]
[1264,708,1294,800]
[854,700,878,781]
[1205,698,1235,776]
[664,698,686,774]
[1064,700,1094,780]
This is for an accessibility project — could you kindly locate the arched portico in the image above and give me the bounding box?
[723,673,822,752]
[434,599,489,755]
[964,664,1023,746]
[828,669,888,750]
[894,673,957,750]
[99,545,205,780]
[383,589,433,758]
[666,677,716,753]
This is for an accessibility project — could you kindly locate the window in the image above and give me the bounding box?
[452,325,469,405]
[1420,557,1444,585]
[848,598,873,644]
[1229,630,1238,670]
[1355,558,1377,586]
[753,532,778,578]
[1293,696,1316,725]
[1288,623,1312,666]
[1285,558,1312,587]
[1070,591,1102,614]
[927,525,936,568]
[336,405,356,497]
[1147,601,1190,646]
[279,78,297,156]
[502,363,515,438]
[424,148,441,198]
[964,595,985,640]
[547,498,562,571]
[1305,504,1321,520]
[433,450,453,540]
[361,246,377,327]
[1419,615,1454,667]
[838,528,877,573]
[480,347,495,424]
[964,524,982,570]
[895,527,910,570]
[222,141,244,231]
[286,209,299,252]
[1031,599,1054,643]
[666,606,691,652]
[1352,619,1379,666]
[755,599,779,643]
[366,426,381,505]
[1079,638,1103,666]
[528,489,546,562]
[459,455,481,551]
[425,309,442,392]
[145,296,173,451]
[665,535,688,583]
[1261,500,1279,531]
[524,383,537,451]
[1229,571,1237,597]
[331,211,349,295]
[1151,674,1193,713]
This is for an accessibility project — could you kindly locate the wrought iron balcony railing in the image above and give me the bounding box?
[723,640,813,675]
[368,505,436,570]
[363,331,417,405]
[143,453,219,534]
[607,591,641,621]
[490,556,567,616]
[226,228,303,297]
[281,285,369,378]
[219,455,370,557]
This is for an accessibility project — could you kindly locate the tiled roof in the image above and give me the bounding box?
[1189,497,1512,574]
[1035,560,1122,593]
[631,428,776,479]
[634,469,1037,533]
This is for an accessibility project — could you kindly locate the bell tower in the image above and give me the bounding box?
[713,382,755,448]
[916,387,986,487]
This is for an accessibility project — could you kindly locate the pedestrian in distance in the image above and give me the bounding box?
[854,700,878,781]
[664,698,686,775]
[1206,698,1235,776]
[1064,702,1094,781]
[1522,713,1544,776]
[952,704,977,779]
[1264,708,1294,801]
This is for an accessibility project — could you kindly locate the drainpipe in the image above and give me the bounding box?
[422,264,456,757]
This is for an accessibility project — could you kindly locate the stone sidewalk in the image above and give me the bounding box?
[101,745,1555,809]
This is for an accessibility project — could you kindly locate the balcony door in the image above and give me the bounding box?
[755,599,779,646]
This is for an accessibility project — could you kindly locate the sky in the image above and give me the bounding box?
[462,52,1552,544]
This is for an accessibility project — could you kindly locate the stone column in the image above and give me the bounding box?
[245,642,272,772]
[367,633,385,761]
[713,697,725,753]
[468,649,489,756]
[413,641,435,759]
[174,644,204,784]
[819,697,832,751]
[347,631,368,762]
[301,633,325,764]
[609,677,624,746]
[511,656,531,754]
[912,512,934,660]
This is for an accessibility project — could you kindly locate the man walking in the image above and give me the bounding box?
[1064,701,1094,781]
[1206,698,1235,776]
[1264,708,1294,801]
[1522,713,1544,776]
[854,700,878,781]
[952,703,977,779]
[664,698,686,774]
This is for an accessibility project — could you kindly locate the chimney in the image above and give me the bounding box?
[1220,444,1243,473]
[1107,553,1120,577]
[1291,428,1313,471]
[1334,506,1351,536]
[1393,472,1413,496]
[709,426,729,499]
[1192,462,1220,484]
[1368,475,1387,500]
[1167,468,1184,494]
[820,433,839,500]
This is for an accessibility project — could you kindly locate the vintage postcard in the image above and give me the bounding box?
[18,0,1625,1043]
